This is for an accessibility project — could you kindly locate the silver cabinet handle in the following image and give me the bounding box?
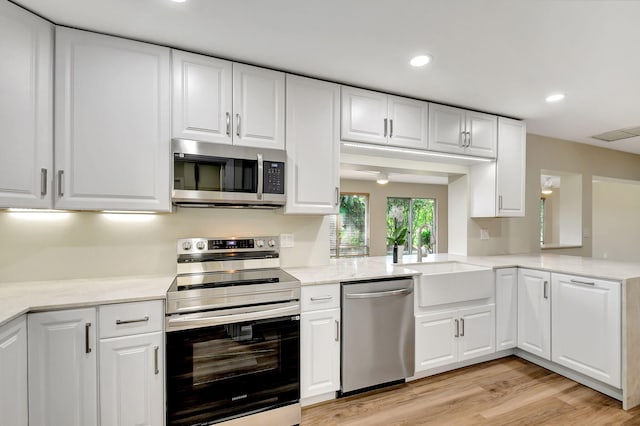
[335,187,339,206]
[389,119,393,138]
[345,287,413,299]
[499,195,503,210]
[460,318,465,337]
[383,118,388,137]
[226,112,231,136]
[256,153,263,200]
[236,113,241,137]
[116,316,149,325]
[310,295,332,301]
[335,320,340,342]
[544,280,549,299]
[85,322,92,354]
[40,168,47,197]
[466,131,471,147]
[454,319,460,338]
[570,279,595,286]
[460,131,466,147]
[57,170,64,197]
[154,346,159,375]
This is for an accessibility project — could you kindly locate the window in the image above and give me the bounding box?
[329,194,369,257]
[387,197,436,255]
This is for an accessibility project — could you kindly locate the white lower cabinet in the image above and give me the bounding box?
[100,332,164,426]
[0,316,28,426]
[517,268,551,360]
[300,283,340,401]
[27,301,165,426]
[415,304,495,372]
[496,268,518,350]
[551,273,621,388]
[28,307,98,426]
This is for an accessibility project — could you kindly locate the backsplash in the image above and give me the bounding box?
[0,208,329,283]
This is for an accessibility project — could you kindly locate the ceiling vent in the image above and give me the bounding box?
[591,126,640,142]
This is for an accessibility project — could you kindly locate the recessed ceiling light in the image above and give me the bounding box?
[409,55,432,67]
[171,0,187,3]
[545,93,565,103]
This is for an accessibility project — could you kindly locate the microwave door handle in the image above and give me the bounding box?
[257,153,263,200]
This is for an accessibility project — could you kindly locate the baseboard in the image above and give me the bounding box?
[408,349,515,381]
[514,349,623,401]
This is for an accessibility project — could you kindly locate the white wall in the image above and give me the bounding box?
[593,178,640,262]
[0,208,329,283]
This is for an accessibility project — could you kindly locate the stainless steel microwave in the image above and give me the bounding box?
[172,139,286,208]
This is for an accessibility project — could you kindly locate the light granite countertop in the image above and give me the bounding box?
[3,253,640,328]
[284,253,640,285]
[0,275,173,327]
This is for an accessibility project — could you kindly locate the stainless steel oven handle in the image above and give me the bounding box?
[345,287,413,299]
[166,304,300,331]
[257,153,264,200]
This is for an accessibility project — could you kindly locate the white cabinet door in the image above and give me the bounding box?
[285,75,340,214]
[552,274,621,387]
[427,103,466,155]
[55,27,171,211]
[232,63,285,149]
[301,309,340,398]
[172,50,232,144]
[517,269,551,360]
[28,308,98,426]
[496,268,518,351]
[465,111,497,158]
[387,95,428,149]
[458,304,495,361]
[415,309,457,371]
[0,2,53,208]
[496,117,526,216]
[340,86,388,144]
[0,316,28,426]
[100,332,164,426]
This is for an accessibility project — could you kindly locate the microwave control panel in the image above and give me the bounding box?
[263,161,285,194]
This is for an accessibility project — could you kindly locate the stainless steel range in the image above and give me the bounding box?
[165,236,301,426]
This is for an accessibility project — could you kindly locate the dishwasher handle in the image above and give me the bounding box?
[345,287,413,299]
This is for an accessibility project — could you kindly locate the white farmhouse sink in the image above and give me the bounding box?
[406,262,494,308]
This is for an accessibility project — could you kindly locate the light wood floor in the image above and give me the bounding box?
[302,356,640,425]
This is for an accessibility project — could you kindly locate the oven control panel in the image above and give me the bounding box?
[177,236,279,254]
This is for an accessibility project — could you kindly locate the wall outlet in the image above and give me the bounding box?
[280,233,294,248]
[480,229,490,240]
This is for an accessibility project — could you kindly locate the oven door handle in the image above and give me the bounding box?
[166,303,300,332]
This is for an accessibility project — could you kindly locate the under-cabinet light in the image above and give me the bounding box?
[341,142,494,163]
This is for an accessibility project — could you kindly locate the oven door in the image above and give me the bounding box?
[166,313,300,426]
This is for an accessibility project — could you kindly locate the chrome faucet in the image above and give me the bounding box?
[417,224,431,262]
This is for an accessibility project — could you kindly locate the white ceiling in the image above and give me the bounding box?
[15,0,640,154]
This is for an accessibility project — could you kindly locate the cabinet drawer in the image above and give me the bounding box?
[99,300,164,338]
[301,284,340,312]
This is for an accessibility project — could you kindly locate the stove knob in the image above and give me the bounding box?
[182,241,192,251]
[196,241,206,250]
[268,239,276,248]
[255,239,265,248]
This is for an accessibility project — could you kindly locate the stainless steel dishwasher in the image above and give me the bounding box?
[341,277,415,394]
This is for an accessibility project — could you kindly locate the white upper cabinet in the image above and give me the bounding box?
[172,55,285,150]
[517,269,551,360]
[55,28,171,211]
[172,51,233,144]
[0,316,28,426]
[496,117,526,216]
[28,308,98,426]
[428,103,497,158]
[285,75,340,214]
[0,2,53,208]
[551,273,621,388]
[341,86,428,148]
[232,63,285,149]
